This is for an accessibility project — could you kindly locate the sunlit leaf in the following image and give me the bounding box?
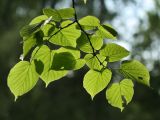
[77,33,103,53]
[120,60,150,86]
[83,69,112,99]
[106,79,134,111]
[55,47,85,70]
[20,23,43,37]
[23,31,44,57]
[102,24,118,37]
[32,45,68,86]
[100,43,130,62]
[58,8,75,19]
[74,59,85,70]
[79,16,100,27]
[57,47,80,59]
[23,36,36,57]
[30,15,48,25]
[51,52,76,70]
[84,54,106,70]
[32,45,83,86]
[96,24,117,39]
[43,8,61,22]
[50,21,81,47]
[29,15,55,37]
[7,61,39,99]
[43,8,75,21]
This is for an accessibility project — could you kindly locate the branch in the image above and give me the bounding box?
[72,0,106,68]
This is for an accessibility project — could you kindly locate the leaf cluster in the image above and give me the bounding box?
[7,1,150,111]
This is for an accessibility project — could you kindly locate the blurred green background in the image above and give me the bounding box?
[0,0,160,120]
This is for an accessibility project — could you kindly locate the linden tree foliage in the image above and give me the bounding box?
[7,0,150,111]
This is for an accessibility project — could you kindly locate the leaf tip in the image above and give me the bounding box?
[14,96,18,102]
[45,83,49,88]
[91,95,94,100]
[120,107,124,112]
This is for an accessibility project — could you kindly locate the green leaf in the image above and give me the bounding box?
[77,33,103,53]
[32,45,83,85]
[54,47,85,70]
[7,61,39,99]
[83,69,112,99]
[42,23,55,37]
[50,21,81,47]
[74,59,85,70]
[102,24,118,37]
[96,24,117,39]
[84,54,106,70]
[23,36,36,57]
[23,31,44,57]
[30,15,48,25]
[100,43,130,62]
[51,52,76,70]
[120,60,150,86]
[20,22,43,37]
[32,45,68,86]
[57,47,80,59]
[43,8,74,21]
[79,16,100,27]
[58,8,75,19]
[43,8,61,22]
[29,15,55,37]
[106,79,134,111]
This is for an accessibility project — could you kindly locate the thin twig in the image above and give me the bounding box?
[72,0,106,68]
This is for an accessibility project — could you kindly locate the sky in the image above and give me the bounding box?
[105,0,155,48]
[104,0,158,71]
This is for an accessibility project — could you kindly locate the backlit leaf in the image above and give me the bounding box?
[77,33,103,53]
[74,59,85,70]
[120,60,150,86]
[79,16,100,27]
[23,31,44,57]
[84,54,106,70]
[58,8,75,19]
[106,79,134,111]
[30,15,48,25]
[83,69,112,99]
[100,43,130,62]
[32,45,68,86]
[29,15,55,37]
[55,47,85,70]
[102,24,118,37]
[7,61,39,99]
[96,24,117,39]
[20,23,43,37]
[23,36,36,57]
[43,8,61,22]
[43,8,75,21]
[50,21,81,47]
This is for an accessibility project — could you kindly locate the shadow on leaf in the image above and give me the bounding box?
[34,59,44,75]
[51,52,76,70]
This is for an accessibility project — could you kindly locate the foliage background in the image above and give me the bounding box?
[0,0,160,120]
